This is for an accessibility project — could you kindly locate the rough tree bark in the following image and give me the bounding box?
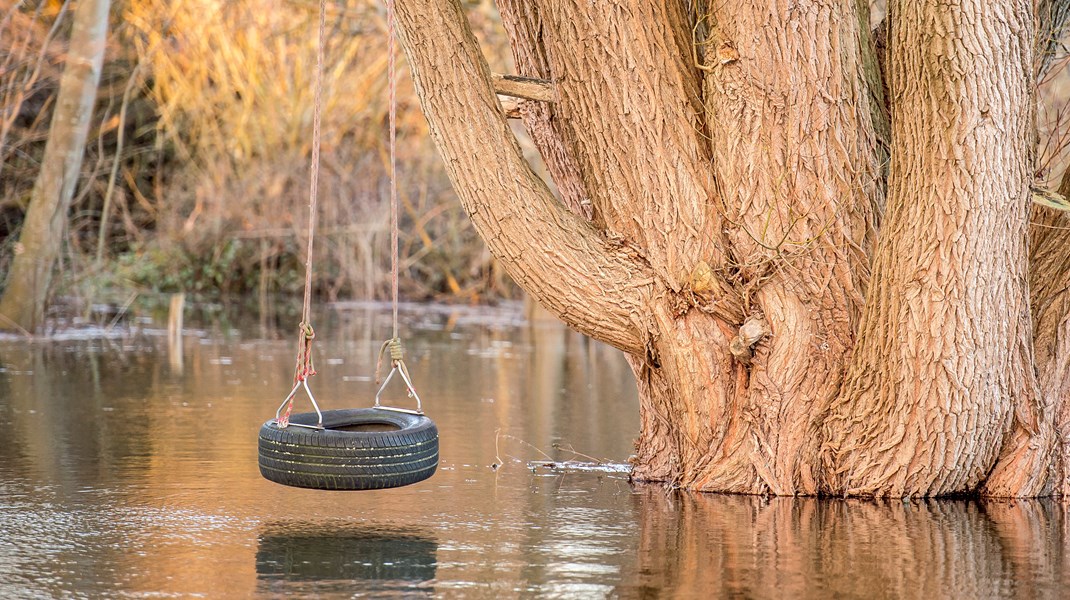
[0,0,111,333]
[394,0,1070,497]
[983,186,1070,497]
[699,0,880,494]
[979,0,1070,499]
[821,0,1037,496]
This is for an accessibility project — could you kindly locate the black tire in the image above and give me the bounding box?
[258,408,439,490]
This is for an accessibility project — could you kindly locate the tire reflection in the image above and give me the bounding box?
[255,522,437,596]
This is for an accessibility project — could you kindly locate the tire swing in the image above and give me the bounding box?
[258,0,438,491]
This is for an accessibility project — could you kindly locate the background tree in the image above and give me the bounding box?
[0,0,111,332]
[392,0,1070,497]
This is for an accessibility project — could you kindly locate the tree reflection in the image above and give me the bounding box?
[0,342,158,489]
[621,487,1070,599]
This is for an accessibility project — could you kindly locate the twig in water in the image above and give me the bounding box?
[498,432,555,461]
[492,428,502,470]
[105,291,139,333]
[491,430,557,470]
[552,442,607,465]
[0,311,33,338]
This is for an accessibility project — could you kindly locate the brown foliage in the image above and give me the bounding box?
[0,0,515,302]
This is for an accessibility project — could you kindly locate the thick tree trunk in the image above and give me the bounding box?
[626,308,745,489]
[822,0,1036,497]
[399,0,1057,497]
[696,0,880,494]
[495,0,882,494]
[983,193,1070,497]
[0,0,111,333]
[510,0,724,289]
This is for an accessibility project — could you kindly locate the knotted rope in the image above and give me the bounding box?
[375,336,405,385]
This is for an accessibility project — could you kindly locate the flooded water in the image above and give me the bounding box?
[1,300,1068,598]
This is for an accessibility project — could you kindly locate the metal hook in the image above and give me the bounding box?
[274,378,324,429]
[375,360,423,415]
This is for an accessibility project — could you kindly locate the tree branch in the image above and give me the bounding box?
[392,0,656,356]
[495,0,592,220]
[491,73,553,102]
[983,0,1070,496]
[520,0,726,291]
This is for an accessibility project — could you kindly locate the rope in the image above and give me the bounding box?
[387,0,399,340]
[375,337,403,385]
[373,4,421,413]
[303,0,327,327]
[278,0,327,428]
[295,322,318,382]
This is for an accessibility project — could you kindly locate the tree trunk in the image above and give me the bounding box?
[0,0,111,333]
[696,0,881,494]
[983,184,1070,497]
[1027,209,1070,497]
[822,0,1036,496]
[396,0,1057,497]
[494,0,881,495]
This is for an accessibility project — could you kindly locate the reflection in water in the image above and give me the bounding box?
[0,301,1068,598]
[0,341,160,491]
[256,522,436,596]
[622,488,1070,599]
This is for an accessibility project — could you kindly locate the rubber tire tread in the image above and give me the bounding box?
[258,408,439,490]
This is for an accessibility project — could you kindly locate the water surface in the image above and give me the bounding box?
[0,300,1066,598]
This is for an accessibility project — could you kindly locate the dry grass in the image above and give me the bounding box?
[1,0,515,303]
[116,0,513,299]
[117,0,514,301]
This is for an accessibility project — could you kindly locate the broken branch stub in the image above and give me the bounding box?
[492,73,554,102]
